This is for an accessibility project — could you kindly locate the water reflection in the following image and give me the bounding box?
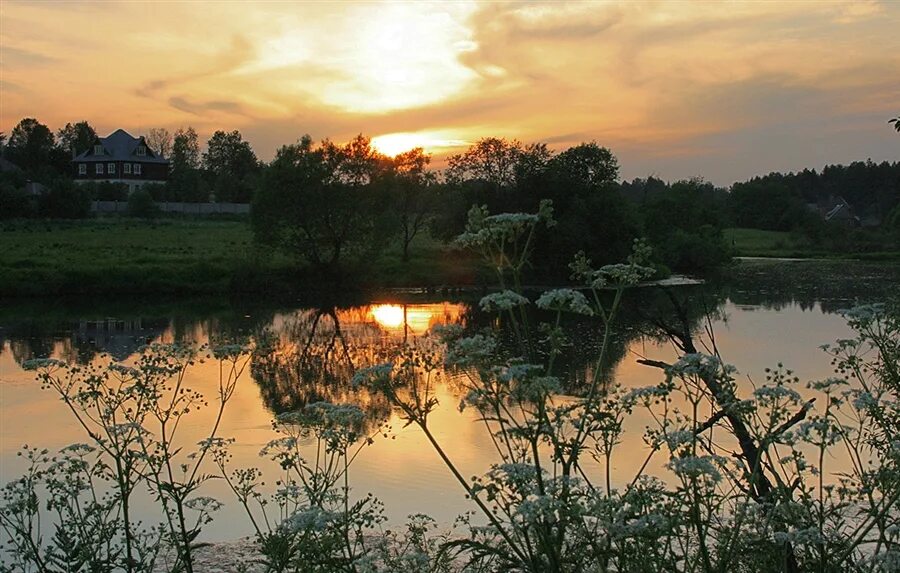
[1,261,897,536]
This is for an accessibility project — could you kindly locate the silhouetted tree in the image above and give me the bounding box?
[202,130,259,202]
[56,121,97,157]
[145,128,173,158]
[7,118,62,176]
[642,178,731,270]
[890,117,900,133]
[168,127,205,201]
[252,134,393,272]
[390,147,436,262]
[445,137,526,189]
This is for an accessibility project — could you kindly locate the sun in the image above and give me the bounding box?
[372,131,470,157]
[371,133,431,157]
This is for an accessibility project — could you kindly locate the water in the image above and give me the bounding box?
[1,259,897,541]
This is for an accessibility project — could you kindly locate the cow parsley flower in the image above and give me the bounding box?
[480,290,530,312]
[535,289,594,316]
[445,335,497,367]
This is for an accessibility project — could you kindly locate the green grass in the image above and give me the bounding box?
[0,219,291,296]
[725,227,900,261]
[0,219,486,296]
[725,228,796,256]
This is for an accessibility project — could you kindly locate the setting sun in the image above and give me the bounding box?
[372,132,470,157]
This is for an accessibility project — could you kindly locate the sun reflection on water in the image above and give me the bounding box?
[368,303,464,335]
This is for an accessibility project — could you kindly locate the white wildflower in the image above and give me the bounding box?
[480,290,530,312]
[535,289,594,316]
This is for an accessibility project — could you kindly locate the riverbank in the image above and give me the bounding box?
[0,219,487,296]
[2,219,898,297]
[725,227,900,260]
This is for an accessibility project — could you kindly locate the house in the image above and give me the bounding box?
[73,129,168,193]
[806,195,861,227]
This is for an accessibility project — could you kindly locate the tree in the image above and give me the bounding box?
[145,128,173,158]
[642,178,731,270]
[6,118,58,174]
[391,147,436,262]
[445,137,525,189]
[202,130,258,202]
[171,127,200,170]
[56,121,97,157]
[548,142,618,190]
[169,127,205,202]
[252,134,393,272]
[890,116,900,132]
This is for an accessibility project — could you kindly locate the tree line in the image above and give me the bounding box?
[0,118,261,215]
[2,116,898,276]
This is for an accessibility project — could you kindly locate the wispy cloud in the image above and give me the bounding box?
[1,0,897,184]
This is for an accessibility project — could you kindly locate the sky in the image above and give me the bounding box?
[1,0,898,185]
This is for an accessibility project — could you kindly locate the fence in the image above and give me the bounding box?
[91,201,250,215]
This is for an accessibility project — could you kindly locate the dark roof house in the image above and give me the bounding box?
[73,129,169,192]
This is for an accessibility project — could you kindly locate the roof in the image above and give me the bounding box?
[73,129,169,164]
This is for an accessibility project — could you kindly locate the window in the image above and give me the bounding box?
[136,146,146,156]
[133,164,142,175]
[108,163,116,174]
[94,145,104,155]
[78,164,87,175]
[96,163,104,175]
[124,163,132,174]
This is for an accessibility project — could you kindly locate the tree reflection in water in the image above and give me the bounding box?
[250,303,467,428]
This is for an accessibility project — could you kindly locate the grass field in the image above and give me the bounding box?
[725,228,803,257]
[725,227,900,260]
[0,219,485,296]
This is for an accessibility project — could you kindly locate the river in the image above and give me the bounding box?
[1,259,897,542]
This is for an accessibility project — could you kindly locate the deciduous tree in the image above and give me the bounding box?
[145,127,173,158]
[56,121,97,157]
[252,134,393,271]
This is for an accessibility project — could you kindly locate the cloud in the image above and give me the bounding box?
[167,96,247,117]
[1,1,897,184]
[0,46,59,67]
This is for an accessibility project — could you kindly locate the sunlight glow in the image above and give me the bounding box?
[372,132,470,157]
[370,305,405,329]
[313,3,478,113]
[368,303,465,334]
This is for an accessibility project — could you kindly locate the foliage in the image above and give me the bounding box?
[251,134,395,272]
[56,121,97,157]
[5,118,68,178]
[356,204,899,571]
[2,206,898,571]
[438,139,642,278]
[203,130,259,203]
[127,188,161,219]
[169,127,207,202]
[37,179,92,219]
[389,147,437,262]
[146,128,173,159]
[1,343,252,573]
[0,181,33,219]
[640,178,731,271]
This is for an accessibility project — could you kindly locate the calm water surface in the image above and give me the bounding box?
[1,260,897,541]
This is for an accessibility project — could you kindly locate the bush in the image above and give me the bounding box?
[127,188,160,218]
[37,179,91,218]
[0,182,34,219]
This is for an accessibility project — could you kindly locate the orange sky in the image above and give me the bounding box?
[1,0,898,184]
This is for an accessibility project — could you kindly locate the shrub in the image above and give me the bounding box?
[37,179,91,218]
[127,188,160,218]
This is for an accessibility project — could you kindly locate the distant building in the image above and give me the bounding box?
[73,129,168,193]
[807,195,861,227]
